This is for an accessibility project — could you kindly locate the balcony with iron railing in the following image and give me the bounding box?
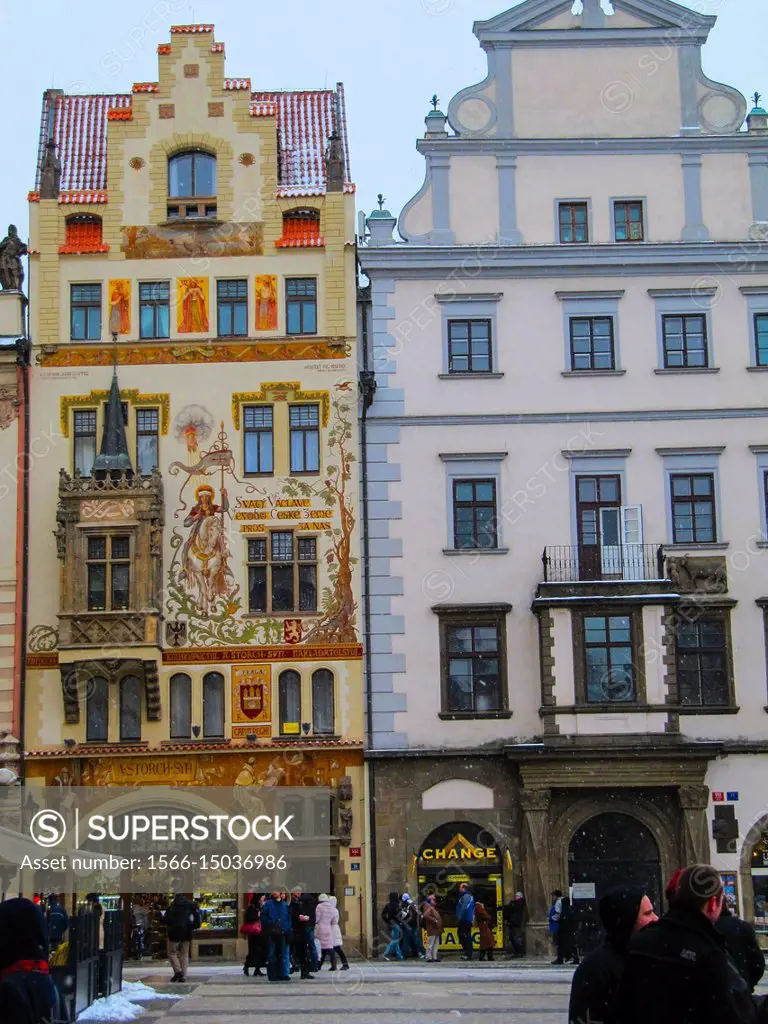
[542,544,667,584]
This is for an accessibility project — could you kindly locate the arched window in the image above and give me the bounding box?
[312,669,335,735]
[203,672,225,738]
[279,670,301,736]
[86,677,109,742]
[62,215,105,254]
[168,151,217,220]
[170,673,192,739]
[120,675,142,741]
[277,209,322,248]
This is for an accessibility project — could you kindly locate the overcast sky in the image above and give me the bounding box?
[0,0,765,239]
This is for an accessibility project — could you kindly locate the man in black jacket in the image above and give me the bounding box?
[617,864,759,1024]
[0,898,63,1024]
[164,894,201,982]
[716,904,766,993]
[569,885,657,1024]
[503,892,527,959]
[289,889,315,979]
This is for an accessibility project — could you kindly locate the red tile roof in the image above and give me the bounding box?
[34,81,352,195]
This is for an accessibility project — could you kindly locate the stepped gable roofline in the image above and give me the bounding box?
[34,78,353,195]
[474,0,717,45]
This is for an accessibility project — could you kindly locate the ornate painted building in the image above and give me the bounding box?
[360,0,768,953]
[24,25,365,955]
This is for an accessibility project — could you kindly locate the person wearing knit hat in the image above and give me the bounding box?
[0,897,63,1024]
[568,886,657,1024]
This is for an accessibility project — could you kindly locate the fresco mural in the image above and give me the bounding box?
[108,279,131,334]
[165,383,358,648]
[255,275,278,331]
[177,277,210,334]
[121,222,264,259]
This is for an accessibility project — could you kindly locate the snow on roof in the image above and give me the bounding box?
[34,79,352,196]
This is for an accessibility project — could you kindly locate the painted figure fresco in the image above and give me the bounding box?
[108,279,131,334]
[121,222,264,259]
[180,482,232,617]
[255,275,278,331]
[178,277,209,333]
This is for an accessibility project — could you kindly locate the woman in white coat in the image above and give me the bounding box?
[315,894,349,970]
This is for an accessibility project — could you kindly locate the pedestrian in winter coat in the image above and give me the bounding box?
[288,889,315,979]
[475,902,495,961]
[164,893,201,982]
[0,898,63,1024]
[243,894,266,978]
[315,894,348,970]
[260,892,292,982]
[382,892,404,961]
[503,892,527,959]
[328,896,349,969]
[421,896,442,963]
[456,883,476,961]
[46,896,68,952]
[400,894,426,959]
[715,904,765,992]
[555,896,579,965]
[617,864,760,1024]
[568,885,658,1024]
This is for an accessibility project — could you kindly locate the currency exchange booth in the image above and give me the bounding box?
[418,821,504,953]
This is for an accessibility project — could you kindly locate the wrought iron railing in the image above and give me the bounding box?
[542,544,666,583]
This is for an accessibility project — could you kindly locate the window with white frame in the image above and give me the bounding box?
[649,288,716,371]
[440,453,506,553]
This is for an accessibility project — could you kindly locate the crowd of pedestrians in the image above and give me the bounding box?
[240,888,349,982]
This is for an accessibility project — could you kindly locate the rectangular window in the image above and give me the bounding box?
[74,409,97,477]
[119,676,142,742]
[247,532,317,614]
[764,470,768,537]
[447,320,492,374]
[676,616,729,706]
[217,279,248,337]
[558,202,589,243]
[169,674,192,740]
[569,316,615,371]
[286,278,317,336]
[662,314,708,368]
[87,534,130,611]
[139,282,170,339]
[613,201,644,242]
[243,406,274,475]
[202,673,225,739]
[445,623,502,713]
[86,677,109,743]
[582,614,635,703]
[136,408,159,475]
[290,405,320,473]
[754,313,768,367]
[453,479,497,550]
[671,473,716,543]
[71,284,102,341]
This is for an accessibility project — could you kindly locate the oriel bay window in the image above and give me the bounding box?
[436,605,511,717]
[87,535,130,611]
[247,532,317,614]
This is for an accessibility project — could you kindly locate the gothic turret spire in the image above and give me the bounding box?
[92,370,132,475]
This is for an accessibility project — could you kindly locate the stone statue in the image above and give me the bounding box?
[39,140,62,200]
[0,226,27,292]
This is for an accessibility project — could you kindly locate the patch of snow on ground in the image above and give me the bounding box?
[76,981,182,1021]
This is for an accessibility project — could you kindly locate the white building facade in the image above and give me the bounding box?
[360,0,768,954]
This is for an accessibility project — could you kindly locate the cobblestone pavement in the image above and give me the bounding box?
[122,961,576,1024]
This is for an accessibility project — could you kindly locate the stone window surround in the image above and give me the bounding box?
[439,451,508,555]
[739,287,768,370]
[748,445,768,545]
[657,447,725,548]
[664,600,738,713]
[648,287,718,374]
[571,604,648,708]
[556,290,625,376]
[436,292,503,377]
[610,196,648,244]
[431,602,513,720]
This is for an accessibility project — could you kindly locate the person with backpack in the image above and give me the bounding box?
[0,898,64,1024]
[163,893,201,982]
[400,894,426,959]
[381,892,404,961]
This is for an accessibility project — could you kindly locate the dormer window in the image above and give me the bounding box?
[61,215,107,254]
[168,150,217,221]
[276,209,323,248]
